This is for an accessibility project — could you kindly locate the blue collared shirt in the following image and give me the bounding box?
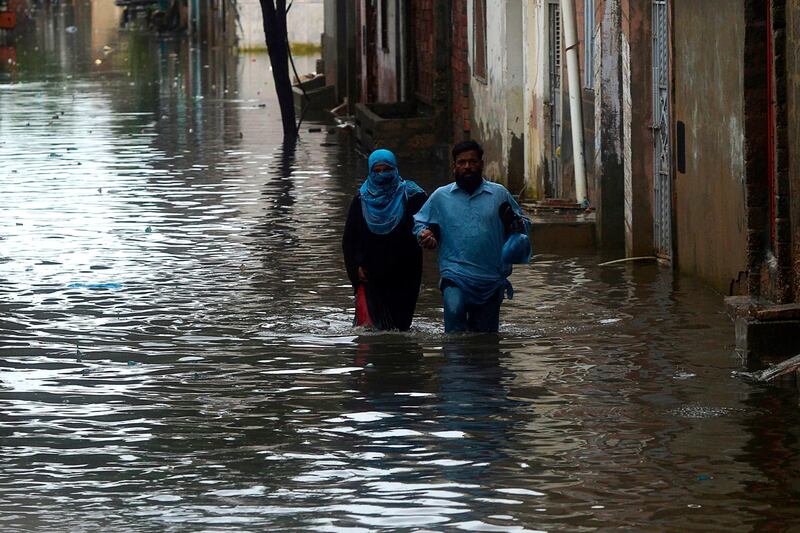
[413,179,529,303]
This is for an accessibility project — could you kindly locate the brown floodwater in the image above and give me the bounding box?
[2,2,800,532]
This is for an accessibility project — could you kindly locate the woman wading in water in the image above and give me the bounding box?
[342,149,427,331]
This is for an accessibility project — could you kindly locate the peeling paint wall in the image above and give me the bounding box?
[522,1,547,199]
[467,0,524,187]
[673,0,747,292]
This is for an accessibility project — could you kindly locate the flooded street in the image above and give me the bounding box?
[4,4,800,532]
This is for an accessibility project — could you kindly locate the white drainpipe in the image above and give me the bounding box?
[560,0,588,205]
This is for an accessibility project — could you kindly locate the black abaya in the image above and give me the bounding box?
[342,191,427,331]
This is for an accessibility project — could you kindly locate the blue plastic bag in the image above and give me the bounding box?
[501,232,532,264]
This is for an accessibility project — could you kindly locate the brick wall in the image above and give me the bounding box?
[772,0,793,302]
[411,3,435,104]
[788,1,800,302]
[744,0,769,298]
[451,0,470,142]
[745,0,794,303]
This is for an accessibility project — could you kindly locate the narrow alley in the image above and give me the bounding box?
[2,1,800,531]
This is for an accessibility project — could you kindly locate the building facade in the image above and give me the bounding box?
[323,0,800,358]
[332,0,469,158]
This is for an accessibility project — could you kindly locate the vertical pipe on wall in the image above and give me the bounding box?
[767,0,776,248]
[560,0,588,204]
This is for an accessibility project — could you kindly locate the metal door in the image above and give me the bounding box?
[548,0,562,198]
[652,0,672,260]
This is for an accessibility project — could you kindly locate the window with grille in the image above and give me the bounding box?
[584,0,595,88]
[473,0,487,80]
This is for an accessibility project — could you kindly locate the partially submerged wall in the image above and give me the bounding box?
[673,0,747,292]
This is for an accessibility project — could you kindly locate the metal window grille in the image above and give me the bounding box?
[548,0,563,198]
[584,0,595,88]
[549,3,561,89]
[652,0,671,259]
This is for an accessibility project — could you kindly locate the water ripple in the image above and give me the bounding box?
[0,11,794,533]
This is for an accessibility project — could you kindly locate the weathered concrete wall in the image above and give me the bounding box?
[505,0,525,194]
[622,0,653,257]
[593,0,625,251]
[522,1,546,199]
[673,0,747,292]
[469,0,506,183]
[237,0,324,51]
[789,1,800,302]
[468,0,524,187]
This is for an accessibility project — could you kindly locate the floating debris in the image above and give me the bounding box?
[67,282,123,290]
[733,352,800,382]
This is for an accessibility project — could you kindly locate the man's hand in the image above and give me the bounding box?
[499,201,525,234]
[418,229,438,250]
[358,267,368,282]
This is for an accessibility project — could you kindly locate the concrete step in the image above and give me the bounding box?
[522,202,596,253]
[726,296,800,364]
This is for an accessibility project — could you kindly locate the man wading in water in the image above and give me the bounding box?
[413,141,530,333]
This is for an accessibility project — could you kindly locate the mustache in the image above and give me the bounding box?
[456,168,481,178]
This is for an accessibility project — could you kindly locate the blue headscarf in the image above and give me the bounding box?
[359,149,423,234]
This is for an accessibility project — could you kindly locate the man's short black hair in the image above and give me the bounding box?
[452,140,484,162]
